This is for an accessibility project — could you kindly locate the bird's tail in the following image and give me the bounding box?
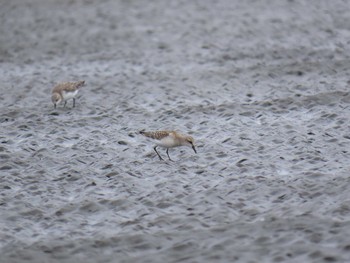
[76,80,85,89]
[139,130,147,136]
[139,130,156,139]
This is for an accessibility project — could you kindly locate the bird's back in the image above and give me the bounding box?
[140,130,173,140]
[52,81,85,94]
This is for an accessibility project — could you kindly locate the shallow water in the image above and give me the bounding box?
[1,0,350,262]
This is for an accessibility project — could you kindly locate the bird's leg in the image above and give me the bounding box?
[64,101,67,108]
[73,98,75,108]
[154,146,163,160]
[166,148,173,161]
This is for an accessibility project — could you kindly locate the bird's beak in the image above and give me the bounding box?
[54,103,56,109]
[192,145,197,154]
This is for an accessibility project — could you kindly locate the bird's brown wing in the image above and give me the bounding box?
[52,81,84,93]
[140,130,173,140]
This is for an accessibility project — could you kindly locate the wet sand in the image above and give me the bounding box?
[1,0,350,262]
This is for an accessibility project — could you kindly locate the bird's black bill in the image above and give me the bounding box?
[192,145,197,154]
[54,104,56,109]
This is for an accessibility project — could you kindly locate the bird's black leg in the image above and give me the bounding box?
[166,148,173,161]
[73,98,75,108]
[154,146,163,160]
[64,101,67,108]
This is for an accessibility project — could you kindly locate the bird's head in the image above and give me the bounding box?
[51,93,62,108]
[185,136,197,154]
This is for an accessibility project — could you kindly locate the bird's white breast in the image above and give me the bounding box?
[157,136,177,148]
[62,90,79,100]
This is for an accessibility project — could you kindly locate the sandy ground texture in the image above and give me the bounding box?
[1,0,350,262]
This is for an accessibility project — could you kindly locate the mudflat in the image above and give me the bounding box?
[1,1,350,262]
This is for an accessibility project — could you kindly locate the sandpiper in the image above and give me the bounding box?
[140,130,197,161]
[51,80,85,108]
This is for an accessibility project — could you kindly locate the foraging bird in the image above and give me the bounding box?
[140,130,197,161]
[51,80,85,108]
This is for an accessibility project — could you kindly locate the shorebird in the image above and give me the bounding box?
[51,80,85,108]
[140,130,197,161]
